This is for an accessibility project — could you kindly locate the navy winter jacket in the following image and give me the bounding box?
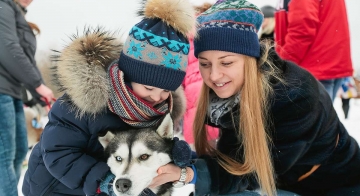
[22,95,131,196]
[194,60,360,195]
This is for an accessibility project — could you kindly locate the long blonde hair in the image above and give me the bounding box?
[194,41,283,196]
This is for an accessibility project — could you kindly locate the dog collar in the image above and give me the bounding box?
[172,167,188,188]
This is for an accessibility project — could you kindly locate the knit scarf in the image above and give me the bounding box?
[107,63,172,128]
[208,90,240,126]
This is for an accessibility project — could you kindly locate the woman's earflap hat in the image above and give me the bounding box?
[118,0,196,91]
[194,0,263,58]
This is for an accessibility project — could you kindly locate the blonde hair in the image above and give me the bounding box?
[194,41,283,196]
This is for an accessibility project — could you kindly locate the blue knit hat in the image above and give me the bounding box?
[118,0,195,91]
[194,0,263,58]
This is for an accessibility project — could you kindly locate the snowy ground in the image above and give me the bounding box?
[17,97,360,196]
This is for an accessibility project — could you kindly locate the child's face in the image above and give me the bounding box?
[198,50,245,98]
[131,82,170,107]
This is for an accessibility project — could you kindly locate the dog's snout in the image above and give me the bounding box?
[115,178,132,193]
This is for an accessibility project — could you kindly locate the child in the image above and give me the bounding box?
[21,0,195,195]
[150,1,360,195]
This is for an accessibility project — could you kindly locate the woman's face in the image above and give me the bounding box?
[17,0,33,8]
[131,82,170,107]
[198,50,245,98]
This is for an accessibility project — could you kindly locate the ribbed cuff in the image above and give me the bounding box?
[118,52,185,91]
[194,28,260,58]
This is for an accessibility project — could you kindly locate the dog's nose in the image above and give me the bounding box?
[115,178,132,193]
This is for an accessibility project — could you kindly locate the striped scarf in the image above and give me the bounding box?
[107,63,172,128]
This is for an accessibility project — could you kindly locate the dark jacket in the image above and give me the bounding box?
[0,0,43,99]
[22,30,186,196]
[194,55,360,195]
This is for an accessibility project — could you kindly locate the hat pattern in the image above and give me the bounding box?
[194,0,264,58]
[124,22,189,71]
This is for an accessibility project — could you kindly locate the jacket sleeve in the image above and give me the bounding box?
[280,0,320,65]
[40,98,109,195]
[194,157,256,195]
[0,2,42,89]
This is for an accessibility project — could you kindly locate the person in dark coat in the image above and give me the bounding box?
[0,0,54,195]
[149,1,360,195]
[21,0,196,195]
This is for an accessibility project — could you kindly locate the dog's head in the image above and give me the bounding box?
[99,114,174,196]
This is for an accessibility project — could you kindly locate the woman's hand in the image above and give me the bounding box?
[35,84,54,103]
[148,163,194,189]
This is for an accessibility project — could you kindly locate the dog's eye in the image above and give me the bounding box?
[115,156,122,162]
[139,154,150,161]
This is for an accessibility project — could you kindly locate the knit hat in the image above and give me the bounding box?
[118,0,195,91]
[261,5,275,18]
[194,0,263,58]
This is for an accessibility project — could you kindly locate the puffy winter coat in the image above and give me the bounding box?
[182,38,218,144]
[22,30,186,196]
[275,0,353,80]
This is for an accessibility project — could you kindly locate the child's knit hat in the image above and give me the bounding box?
[194,0,263,58]
[118,0,195,91]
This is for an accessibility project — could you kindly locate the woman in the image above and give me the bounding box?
[0,0,54,195]
[150,0,360,195]
[21,0,195,195]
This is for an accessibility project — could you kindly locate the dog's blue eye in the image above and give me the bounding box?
[115,156,122,162]
[139,154,150,161]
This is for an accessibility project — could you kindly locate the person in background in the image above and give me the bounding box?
[183,2,219,150]
[340,76,359,119]
[275,0,353,102]
[21,0,195,195]
[150,0,360,195]
[259,5,275,41]
[0,0,54,195]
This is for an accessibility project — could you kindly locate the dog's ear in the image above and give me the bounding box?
[156,113,174,139]
[98,131,115,148]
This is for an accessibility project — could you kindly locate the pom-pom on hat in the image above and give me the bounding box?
[194,0,263,58]
[118,0,196,91]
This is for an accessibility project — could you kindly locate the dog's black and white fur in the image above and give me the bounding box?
[99,114,175,196]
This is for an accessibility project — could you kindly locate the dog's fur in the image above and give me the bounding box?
[24,106,44,148]
[99,114,175,196]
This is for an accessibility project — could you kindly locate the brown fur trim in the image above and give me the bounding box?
[171,86,186,125]
[194,3,213,15]
[52,27,123,117]
[138,0,196,36]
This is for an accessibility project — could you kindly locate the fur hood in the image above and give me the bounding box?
[52,28,185,122]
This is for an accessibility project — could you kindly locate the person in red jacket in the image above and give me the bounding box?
[275,0,353,102]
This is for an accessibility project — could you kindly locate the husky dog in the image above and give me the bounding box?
[99,114,175,196]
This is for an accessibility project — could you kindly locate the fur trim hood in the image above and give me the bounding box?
[52,28,185,122]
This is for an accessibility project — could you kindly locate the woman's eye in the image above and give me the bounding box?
[199,63,209,67]
[145,87,153,91]
[163,90,170,93]
[222,62,232,66]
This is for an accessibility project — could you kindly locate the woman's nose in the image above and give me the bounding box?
[210,67,222,81]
